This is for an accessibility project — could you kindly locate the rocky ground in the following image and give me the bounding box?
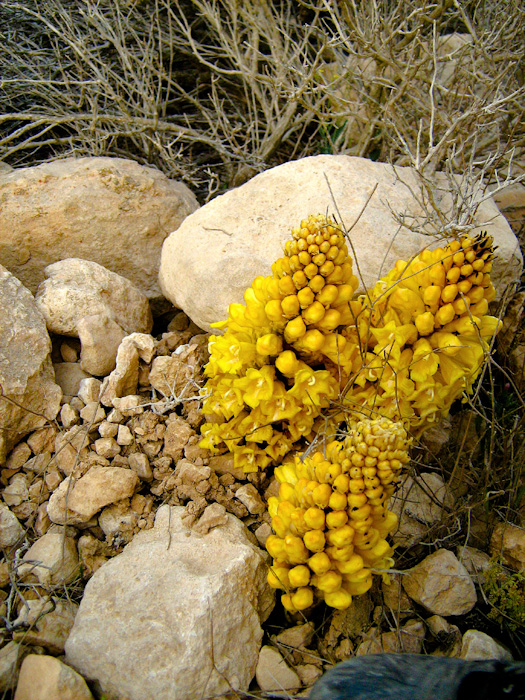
[0,156,524,699]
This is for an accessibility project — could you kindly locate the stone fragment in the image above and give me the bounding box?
[0,502,24,547]
[47,467,139,525]
[2,474,29,507]
[116,425,133,446]
[148,350,198,400]
[14,654,94,700]
[159,155,521,330]
[18,532,79,586]
[273,623,315,650]
[77,314,126,376]
[234,484,266,515]
[99,336,146,406]
[77,378,102,404]
[163,417,194,462]
[60,342,78,363]
[356,619,426,655]
[111,395,144,416]
[98,421,118,439]
[77,534,112,579]
[296,664,323,687]
[381,573,415,619]
[53,363,91,399]
[256,646,300,693]
[491,522,525,571]
[26,426,57,454]
[98,501,138,542]
[402,549,477,616]
[0,265,62,464]
[6,443,31,471]
[13,597,78,654]
[0,642,27,693]
[128,453,153,482]
[60,404,79,429]
[460,630,513,661]
[0,156,198,297]
[66,505,273,700]
[93,438,120,459]
[254,522,272,548]
[208,453,246,481]
[80,403,105,425]
[192,503,228,534]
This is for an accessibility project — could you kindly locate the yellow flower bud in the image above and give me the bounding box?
[264,299,284,322]
[303,529,326,552]
[292,586,314,610]
[266,535,286,560]
[309,274,326,292]
[326,510,348,529]
[292,270,308,289]
[284,316,306,342]
[278,275,296,296]
[312,483,332,508]
[297,286,315,308]
[423,285,442,307]
[304,507,326,530]
[317,571,342,593]
[335,554,364,575]
[275,350,299,377]
[281,594,296,612]
[300,329,326,353]
[441,284,458,303]
[315,308,341,331]
[268,565,291,590]
[302,301,325,324]
[281,294,300,318]
[326,544,355,561]
[347,493,368,508]
[256,333,283,356]
[304,263,319,279]
[289,565,311,588]
[435,303,455,326]
[328,492,348,511]
[316,284,339,306]
[415,311,434,336]
[324,588,353,610]
[308,552,332,575]
[326,525,355,548]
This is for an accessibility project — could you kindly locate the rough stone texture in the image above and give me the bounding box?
[391,473,454,546]
[235,484,266,515]
[356,619,426,655]
[53,364,92,400]
[13,597,78,654]
[14,654,94,700]
[0,265,62,464]
[65,505,274,700]
[255,646,301,693]
[402,549,477,616]
[0,502,24,547]
[460,630,513,661]
[159,155,522,331]
[0,156,198,298]
[456,545,492,585]
[35,258,153,338]
[18,532,79,586]
[273,623,315,650]
[47,467,139,525]
[491,522,525,571]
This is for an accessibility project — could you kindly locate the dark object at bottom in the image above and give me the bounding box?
[308,653,525,700]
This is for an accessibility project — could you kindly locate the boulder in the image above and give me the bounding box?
[158,155,522,331]
[460,629,512,662]
[402,549,477,616]
[0,265,62,464]
[65,505,274,700]
[0,156,198,298]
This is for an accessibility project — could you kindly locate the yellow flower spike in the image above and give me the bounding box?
[256,333,283,356]
[324,588,353,610]
[303,529,326,552]
[317,571,343,593]
[284,316,307,342]
[291,587,314,610]
[289,565,311,588]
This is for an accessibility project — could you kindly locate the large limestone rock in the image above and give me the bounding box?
[159,155,522,331]
[0,157,199,298]
[0,265,62,464]
[14,655,94,700]
[65,505,274,700]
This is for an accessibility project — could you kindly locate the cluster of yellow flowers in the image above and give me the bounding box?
[200,212,502,612]
[266,418,410,611]
[345,233,500,432]
[200,214,360,473]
